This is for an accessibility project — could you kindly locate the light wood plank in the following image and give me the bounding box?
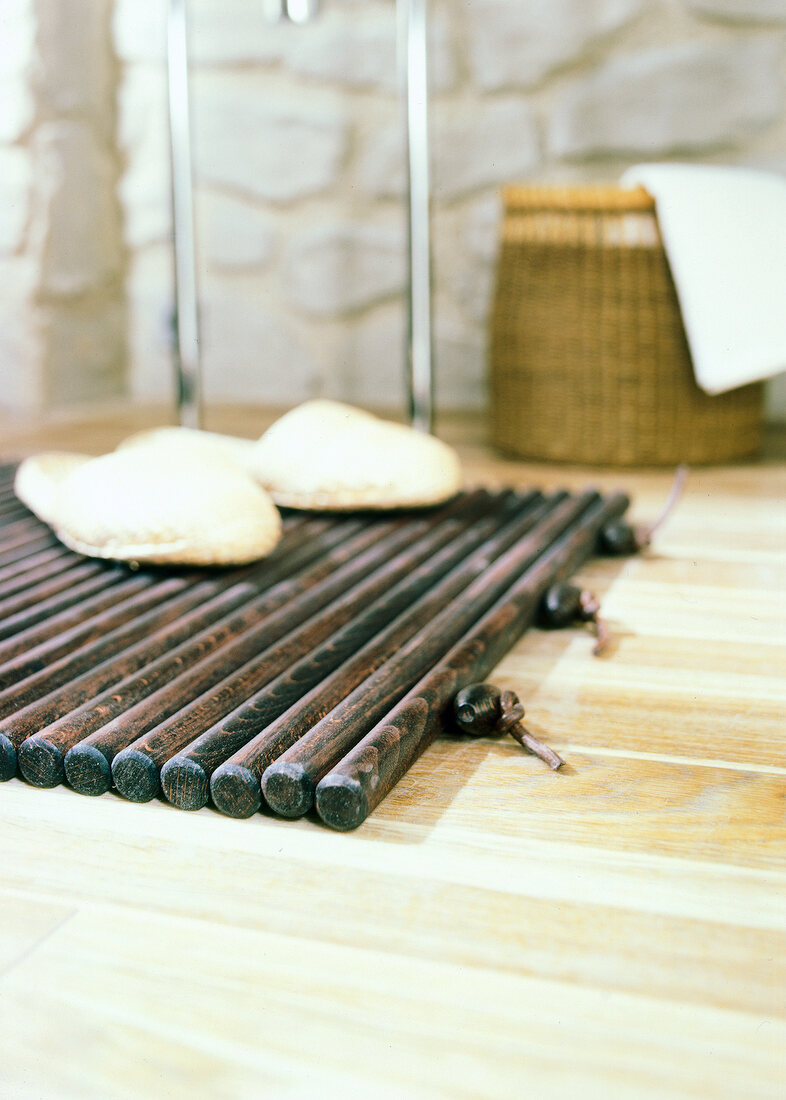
[378,741,786,871]
[1,779,785,1021]
[1,904,783,1100]
[0,896,75,975]
[0,407,784,1099]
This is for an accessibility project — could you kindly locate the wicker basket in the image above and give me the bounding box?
[489,184,764,466]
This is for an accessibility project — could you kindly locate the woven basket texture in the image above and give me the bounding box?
[490,184,763,466]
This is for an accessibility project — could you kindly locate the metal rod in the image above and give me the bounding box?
[284,0,319,22]
[399,0,434,433]
[262,0,286,20]
[166,0,428,427]
[167,0,202,428]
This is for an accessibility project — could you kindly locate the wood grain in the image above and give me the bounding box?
[108,508,463,802]
[9,518,354,786]
[162,491,523,811]
[0,408,783,1099]
[210,494,535,818]
[315,493,629,829]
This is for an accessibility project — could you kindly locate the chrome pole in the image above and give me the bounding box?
[167,0,201,428]
[265,0,319,23]
[167,0,427,430]
[262,0,287,18]
[283,0,320,21]
[399,0,433,433]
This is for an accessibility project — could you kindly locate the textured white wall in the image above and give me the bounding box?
[0,0,40,408]
[2,0,785,417]
[113,0,786,416]
[0,0,126,412]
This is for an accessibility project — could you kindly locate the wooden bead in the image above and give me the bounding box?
[539,582,583,628]
[453,683,503,736]
[599,518,639,556]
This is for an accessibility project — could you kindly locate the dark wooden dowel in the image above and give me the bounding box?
[0,560,112,623]
[0,518,320,690]
[0,516,314,667]
[0,518,338,781]
[12,584,258,788]
[161,492,534,811]
[0,514,49,546]
[2,579,232,725]
[0,529,83,563]
[55,520,392,792]
[0,510,35,532]
[60,513,413,796]
[260,491,599,819]
[0,572,158,665]
[0,502,38,525]
[0,546,74,587]
[0,548,82,598]
[0,566,130,643]
[209,491,550,818]
[1,516,334,717]
[0,509,297,591]
[0,526,57,562]
[315,492,630,831]
[110,494,487,803]
[1,503,36,521]
[0,575,193,690]
[10,519,367,786]
[0,533,60,571]
[0,481,25,499]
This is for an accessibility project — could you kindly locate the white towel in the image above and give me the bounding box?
[621,163,786,395]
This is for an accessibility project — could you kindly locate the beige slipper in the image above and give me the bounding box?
[118,426,258,473]
[55,446,281,566]
[14,451,92,526]
[251,400,463,510]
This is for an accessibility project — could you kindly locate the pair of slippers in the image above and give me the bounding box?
[14,401,463,567]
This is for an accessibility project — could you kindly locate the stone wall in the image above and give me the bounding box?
[2,0,786,417]
[0,0,38,408]
[0,0,126,412]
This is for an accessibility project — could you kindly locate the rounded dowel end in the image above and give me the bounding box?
[210,764,262,819]
[112,749,160,803]
[315,774,369,832]
[262,761,315,819]
[160,757,209,812]
[17,736,64,788]
[64,744,112,796]
[0,734,17,781]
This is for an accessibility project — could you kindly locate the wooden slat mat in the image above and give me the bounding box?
[0,463,626,826]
